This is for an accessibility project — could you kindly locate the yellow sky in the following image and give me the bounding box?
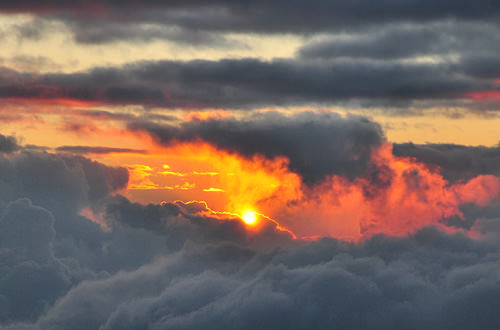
[0,14,303,73]
[3,103,500,149]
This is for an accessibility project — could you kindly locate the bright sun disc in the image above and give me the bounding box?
[242,211,257,225]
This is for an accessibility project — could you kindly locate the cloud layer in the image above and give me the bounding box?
[0,57,495,110]
[1,133,500,329]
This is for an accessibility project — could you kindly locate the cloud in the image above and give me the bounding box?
[2,1,500,35]
[60,155,129,204]
[299,24,446,60]
[127,113,500,240]
[0,144,152,324]
[393,143,500,182]
[0,134,19,153]
[0,198,71,323]
[56,146,146,155]
[63,19,238,47]
[6,226,500,330]
[0,56,495,110]
[129,111,385,184]
[3,2,500,328]
[299,21,500,61]
[2,137,500,329]
[0,150,128,212]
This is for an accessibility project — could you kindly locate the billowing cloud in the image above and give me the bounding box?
[0,133,19,153]
[126,113,500,240]
[5,220,500,329]
[1,136,500,329]
[130,111,384,184]
[393,143,500,182]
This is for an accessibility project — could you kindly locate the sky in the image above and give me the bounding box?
[2,1,500,329]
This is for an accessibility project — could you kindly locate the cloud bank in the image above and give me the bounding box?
[0,57,494,110]
[1,130,500,329]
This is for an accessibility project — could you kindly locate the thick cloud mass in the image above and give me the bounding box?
[0,57,492,109]
[130,112,384,184]
[1,134,500,329]
[393,143,500,182]
[0,133,19,154]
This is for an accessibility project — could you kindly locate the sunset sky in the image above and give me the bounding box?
[2,2,500,329]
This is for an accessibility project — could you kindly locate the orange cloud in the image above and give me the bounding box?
[203,188,225,192]
[465,91,500,99]
[260,144,500,241]
[118,142,500,241]
[182,110,234,121]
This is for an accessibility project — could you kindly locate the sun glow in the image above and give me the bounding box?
[241,210,257,226]
[120,141,500,241]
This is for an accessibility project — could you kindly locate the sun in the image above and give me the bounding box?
[241,210,257,225]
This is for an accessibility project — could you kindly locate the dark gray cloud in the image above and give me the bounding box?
[7,5,499,116]
[106,196,295,249]
[64,20,237,47]
[59,155,129,205]
[2,1,500,35]
[129,111,385,184]
[6,226,500,330]
[0,199,73,323]
[299,21,500,61]
[0,150,128,213]
[0,57,493,110]
[460,55,500,80]
[296,21,500,92]
[393,143,500,182]
[56,146,146,155]
[0,134,19,153]
[300,25,445,60]
[0,145,146,324]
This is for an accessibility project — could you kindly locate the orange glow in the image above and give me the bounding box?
[261,144,500,241]
[466,91,500,99]
[135,142,303,215]
[241,210,257,226]
[79,208,110,231]
[115,141,500,241]
[182,110,234,121]
[4,97,100,108]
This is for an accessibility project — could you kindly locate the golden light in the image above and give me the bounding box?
[241,210,257,226]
